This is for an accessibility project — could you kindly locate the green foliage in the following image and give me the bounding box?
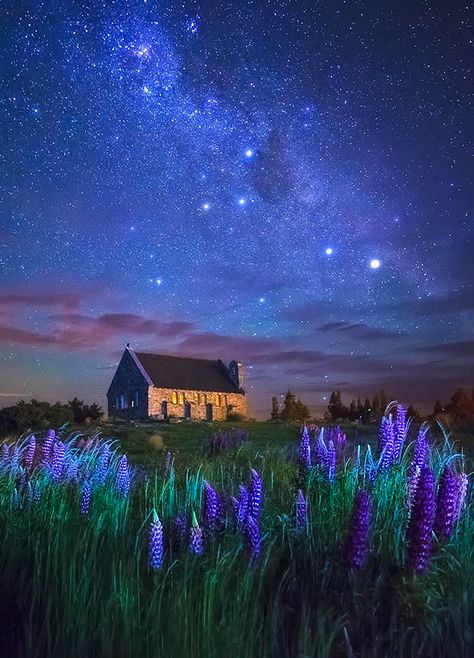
[278,391,310,422]
[0,424,472,657]
[0,398,103,435]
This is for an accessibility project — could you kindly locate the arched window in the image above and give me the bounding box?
[214,393,220,406]
[178,392,184,405]
[198,393,205,405]
[220,394,226,407]
[171,391,178,404]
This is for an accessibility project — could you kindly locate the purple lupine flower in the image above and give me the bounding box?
[203,481,219,530]
[149,509,164,570]
[379,416,395,470]
[409,428,428,476]
[393,404,408,461]
[94,445,111,486]
[378,416,389,456]
[80,481,92,515]
[42,429,55,465]
[1,443,9,462]
[345,490,372,570]
[434,465,459,540]
[326,440,336,483]
[244,514,261,560]
[10,446,21,476]
[50,441,66,480]
[24,435,36,471]
[295,489,308,532]
[407,466,436,573]
[173,513,188,554]
[66,456,79,482]
[189,512,203,555]
[115,455,130,496]
[249,468,263,520]
[233,484,249,527]
[407,467,421,510]
[454,473,468,521]
[298,427,311,475]
[313,429,327,467]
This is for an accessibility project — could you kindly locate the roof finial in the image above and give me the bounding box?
[126,342,130,349]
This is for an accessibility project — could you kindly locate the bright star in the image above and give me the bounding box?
[325,247,333,255]
[156,278,162,285]
[244,149,254,158]
[238,197,246,206]
[370,259,381,269]
[143,85,151,95]
[202,202,210,210]
[259,297,265,303]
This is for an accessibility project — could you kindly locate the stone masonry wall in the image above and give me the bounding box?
[148,387,247,421]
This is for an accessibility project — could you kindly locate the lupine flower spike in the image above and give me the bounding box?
[407,466,436,573]
[434,465,459,540]
[189,511,204,555]
[149,509,164,570]
[249,468,263,520]
[80,481,92,515]
[345,490,372,570]
[298,427,311,476]
[244,515,261,560]
[203,481,219,531]
[295,489,308,532]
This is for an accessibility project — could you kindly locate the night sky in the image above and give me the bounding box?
[0,1,472,418]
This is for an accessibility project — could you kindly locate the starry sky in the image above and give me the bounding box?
[0,0,472,418]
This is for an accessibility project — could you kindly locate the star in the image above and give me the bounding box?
[325,247,333,255]
[370,259,381,269]
[244,149,254,158]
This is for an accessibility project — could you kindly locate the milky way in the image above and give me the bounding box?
[0,1,472,416]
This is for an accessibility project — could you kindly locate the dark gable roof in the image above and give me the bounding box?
[133,351,243,394]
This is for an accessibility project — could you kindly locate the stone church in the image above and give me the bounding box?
[107,346,247,421]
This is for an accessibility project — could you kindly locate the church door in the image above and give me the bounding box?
[184,401,191,419]
[161,401,168,419]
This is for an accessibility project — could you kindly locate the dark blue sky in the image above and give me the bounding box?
[0,0,472,417]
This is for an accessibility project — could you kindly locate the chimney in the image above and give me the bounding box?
[229,360,244,390]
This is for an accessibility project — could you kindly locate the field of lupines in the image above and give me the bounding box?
[0,403,473,658]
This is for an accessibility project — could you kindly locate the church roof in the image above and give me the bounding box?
[131,350,243,394]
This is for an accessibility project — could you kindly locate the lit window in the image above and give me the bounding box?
[220,395,226,407]
[178,392,184,404]
[199,393,206,405]
[172,391,177,404]
[215,393,220,406]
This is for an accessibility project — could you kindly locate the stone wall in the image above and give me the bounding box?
[148,387,247,421]
[107,349,149,420]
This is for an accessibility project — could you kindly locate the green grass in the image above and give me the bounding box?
[0,422,472,658]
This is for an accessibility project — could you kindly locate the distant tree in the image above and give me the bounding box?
[433,400,443,417]
[280,391,310,422]
[357,397,363,420]
[379,389,388,413]
[348,400,357,422]
[270,397,280,421]
[328,390,347,421]
[407,404,421,422]
[67,398,103,423]
[444,388,474,421]
[294,398,311,422]
[372,394,381,417]
[361,398,372,424]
